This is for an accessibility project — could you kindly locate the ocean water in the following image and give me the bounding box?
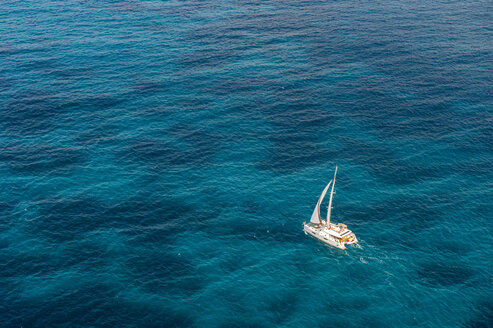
[1,0,492,327]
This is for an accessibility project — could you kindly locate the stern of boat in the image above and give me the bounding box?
[343,234,358,245]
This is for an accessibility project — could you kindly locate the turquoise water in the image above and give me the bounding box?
[1,0,492,327]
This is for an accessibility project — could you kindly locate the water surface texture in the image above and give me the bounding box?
[1,0,492,327]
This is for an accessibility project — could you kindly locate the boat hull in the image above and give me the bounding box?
[303,224,346,249]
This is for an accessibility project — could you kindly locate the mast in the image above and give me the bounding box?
[326,165,338,225]
[310,179,333,225]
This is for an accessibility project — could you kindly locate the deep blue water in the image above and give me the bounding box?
[1,0,492,327]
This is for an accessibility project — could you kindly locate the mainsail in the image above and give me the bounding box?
[326,165,338,225]
[310,179,333,224]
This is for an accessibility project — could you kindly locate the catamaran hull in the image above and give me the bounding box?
[303,224,346,249]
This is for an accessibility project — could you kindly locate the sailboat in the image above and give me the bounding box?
[303,166,358,249]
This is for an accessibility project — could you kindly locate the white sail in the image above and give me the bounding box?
[326,166,338,225]
[310,179,333,224]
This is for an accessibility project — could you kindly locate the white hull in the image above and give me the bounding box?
[303,224,347,249]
